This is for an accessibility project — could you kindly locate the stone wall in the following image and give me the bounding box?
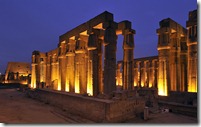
[27,88,145,122]
[158,100,197,117]
[159,91,197,106]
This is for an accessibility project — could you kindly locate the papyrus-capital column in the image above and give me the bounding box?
[75,37,87,94]
[103,21,118,95]
[66,40,75,92]
[122,29,135,90]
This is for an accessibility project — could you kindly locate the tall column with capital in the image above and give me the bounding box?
[103,21,118,95]
[66,40,75,92]
[122,29,135,90]
[87,30,100,96]
[75,37,87,94]
[58,41,66,91]
[187,10,197,92]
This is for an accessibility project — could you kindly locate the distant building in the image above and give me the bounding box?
[5,62,31,84]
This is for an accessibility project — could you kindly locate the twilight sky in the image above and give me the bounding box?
[0,0,197,73]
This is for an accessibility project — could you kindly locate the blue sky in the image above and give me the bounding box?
[0,0,197,73]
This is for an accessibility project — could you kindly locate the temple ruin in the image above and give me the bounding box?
[116,10,197,96]
[30,11,135,96]
[31,10,197,97]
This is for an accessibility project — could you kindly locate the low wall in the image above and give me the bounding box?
[27,88,145,123]
[158,101,197,117]
[159,91,197,106]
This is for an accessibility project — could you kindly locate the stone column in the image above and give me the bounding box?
[58,41,66,91]
[31,63,36,88]
[154,60,158,88]
[187,10,197,92]
[103,21,117,95]
[87,31,99,96]
[169,34,182,92]
[31,51,40,88]
[51,55,58,90]
[116,62,122,86]
[157,25,171,96]
[140,61,145,87]
[66,40,75,92]
[122,29,135,90]
[46,55,51,88]
[145,61,149,87]
[98,39,103,94]
[137,61,141,87]
[133,62,138,87]
[75,38,87,94]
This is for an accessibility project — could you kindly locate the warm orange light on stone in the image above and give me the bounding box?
[57,82,61,91]
[75,81,80,93]
[65,79,69,92]
[188,82,197,92]
[87,82,93,96]
[158,79,167,96]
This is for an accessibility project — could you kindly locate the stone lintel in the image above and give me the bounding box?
[59,11,113,42]
[158,18,187,34]
[103,21,118,29]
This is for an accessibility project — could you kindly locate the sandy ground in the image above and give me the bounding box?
[0,88,198,124]
[0,88,94,124]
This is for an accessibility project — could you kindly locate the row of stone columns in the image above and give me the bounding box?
[133,58,158,88]
[31,21,135,96]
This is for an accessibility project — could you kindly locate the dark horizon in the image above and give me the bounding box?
[0,0,197,73]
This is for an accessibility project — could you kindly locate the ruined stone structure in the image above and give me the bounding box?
[5,62,31,84]
[186,10,197,92]
[157,18,188,96]
[31,11,135,96]
[116,56,158,88]
[116,9,197,96]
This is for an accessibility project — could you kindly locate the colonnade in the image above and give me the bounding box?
[30,11,135,96]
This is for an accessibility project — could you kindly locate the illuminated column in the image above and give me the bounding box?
[66,40,75,92]
[169,34,182,91]
[149,60,154,88]
[58,41,67,91]
[187,10,197,92]
[40,60,46,84]
[31,63,36,88]
[140,61,145,87]
[87,31,99,96]
[46,55,51,88]
[103,21,118,94]
[137,62,141,87]
[157,23,170,96]
[122,29,135,90]
[31,51,40,88]
[133,62,138,87]
[116,62,122,86]
[75,38,87,94]
[145,61,149,87]
[154,60,159,88]
[51,54,58,90]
